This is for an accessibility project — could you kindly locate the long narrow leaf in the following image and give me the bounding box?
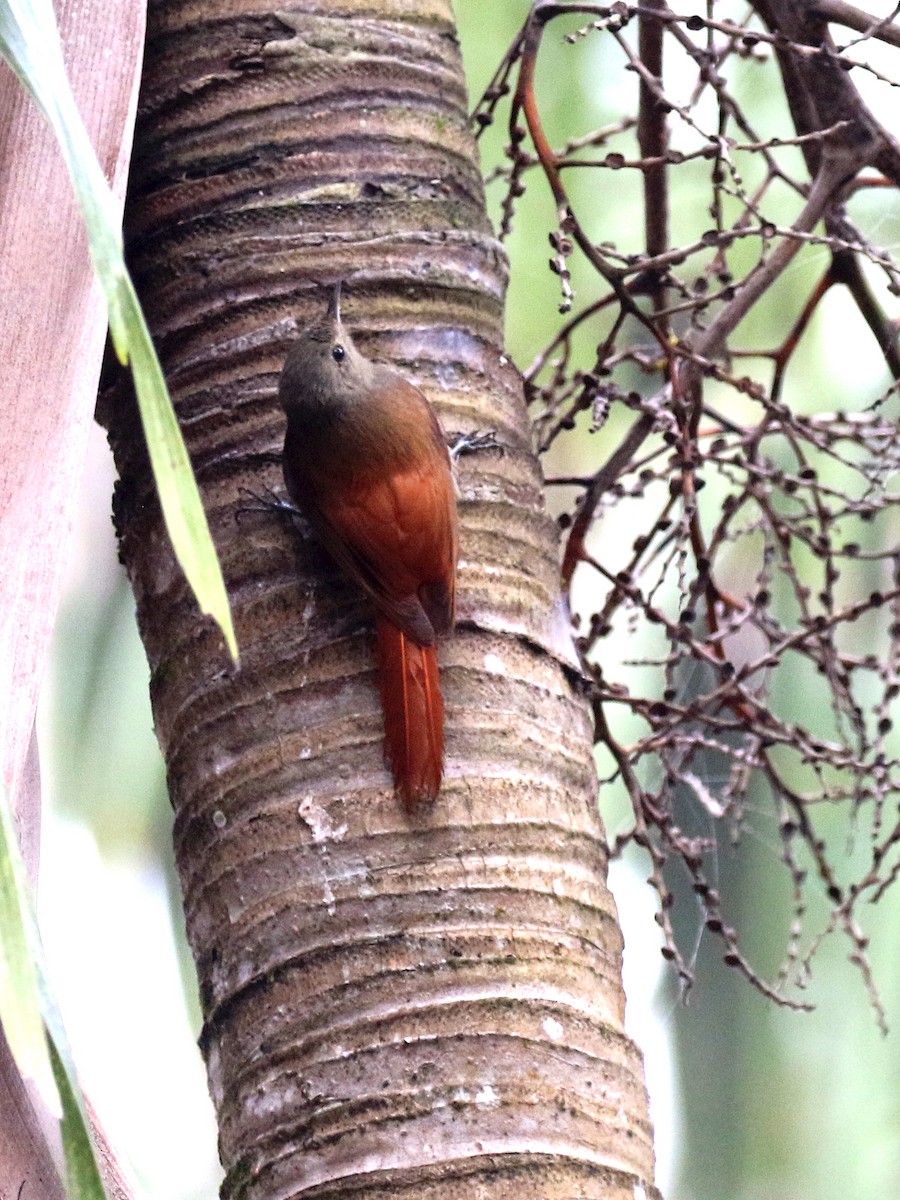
[0,784,107,1200]
[0,0,238,660]
[0,782,56,1107]
[50,1037,108,1200]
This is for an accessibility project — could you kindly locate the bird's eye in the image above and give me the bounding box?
[332,344,346,363]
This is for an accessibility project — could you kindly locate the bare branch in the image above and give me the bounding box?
[482,0,900,1019]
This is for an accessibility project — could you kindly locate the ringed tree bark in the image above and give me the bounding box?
[101,2,661,1197]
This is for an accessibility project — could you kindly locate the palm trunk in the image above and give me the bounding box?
[101,2,660,1196]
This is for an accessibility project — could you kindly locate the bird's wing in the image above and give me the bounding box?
[304,457,457,645]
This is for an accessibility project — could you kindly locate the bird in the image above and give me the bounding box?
[278,284,458,806]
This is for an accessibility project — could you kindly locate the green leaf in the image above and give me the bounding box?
[0,782,108,1200]
[50,1036,108,1200]
[0,782,57,1108]
[0,0,239,661]
[113,278,241,661]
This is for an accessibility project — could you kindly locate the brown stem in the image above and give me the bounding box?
[637,0,671,322]
[809,0,900,48]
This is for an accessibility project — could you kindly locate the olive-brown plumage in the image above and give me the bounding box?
[278,286,458,805]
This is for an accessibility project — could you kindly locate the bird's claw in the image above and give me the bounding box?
[235,485,302,523]
[449,429,503,461]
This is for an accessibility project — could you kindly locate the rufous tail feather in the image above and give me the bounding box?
[376,618,444,806]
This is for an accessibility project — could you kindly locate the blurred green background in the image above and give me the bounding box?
[37,3,900,1198]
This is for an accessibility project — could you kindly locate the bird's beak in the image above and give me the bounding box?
[327,280,343,322]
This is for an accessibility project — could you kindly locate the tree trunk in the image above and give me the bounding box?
[101,2,660,1196]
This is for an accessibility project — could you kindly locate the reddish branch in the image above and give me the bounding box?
[474,0,900,1015]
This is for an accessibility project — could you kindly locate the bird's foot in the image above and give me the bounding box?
[449,429,503,461]
[235,485,302,523]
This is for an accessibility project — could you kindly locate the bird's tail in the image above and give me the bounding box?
[376,618,444,806]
